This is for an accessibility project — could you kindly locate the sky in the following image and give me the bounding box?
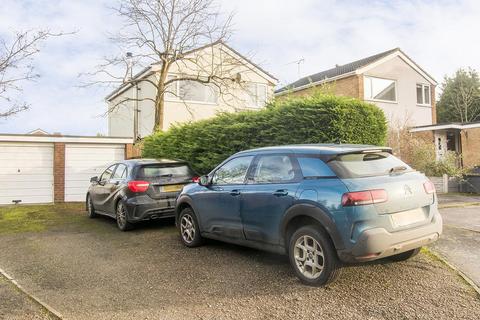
[1,0,480,135]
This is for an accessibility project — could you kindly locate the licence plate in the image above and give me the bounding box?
[161,184,184,192]
[391,208,426,227]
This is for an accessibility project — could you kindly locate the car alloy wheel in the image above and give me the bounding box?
[293,235,325,279]
[180,214,196,244]
[87,195,96,218]
[116,201,133,231]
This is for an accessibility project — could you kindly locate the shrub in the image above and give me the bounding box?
[142,94,387,173]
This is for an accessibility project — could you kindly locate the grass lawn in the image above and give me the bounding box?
[0,203,86,234]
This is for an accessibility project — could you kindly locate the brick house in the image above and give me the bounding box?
[275,48,437,128]
[410,122,480,169]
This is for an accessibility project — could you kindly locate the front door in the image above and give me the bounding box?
[240,154,301,245]
[193,156,254,240]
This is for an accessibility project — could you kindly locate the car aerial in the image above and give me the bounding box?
[175,144,442,286]
[86,158,198,231]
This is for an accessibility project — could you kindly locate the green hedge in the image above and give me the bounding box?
[142,94,387,174]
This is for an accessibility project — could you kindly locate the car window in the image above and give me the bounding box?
[252,155,295,183]
[112,164,127,180]
[212,156,253,185]
[297,157,336,178]
[136,164,194,179]
[327,152,412,178]
[100,165,116,182]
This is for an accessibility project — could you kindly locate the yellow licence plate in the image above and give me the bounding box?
[161,184,184,192]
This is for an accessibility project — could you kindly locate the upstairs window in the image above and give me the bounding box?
[416,84,431,106]
[364,76,397,102]
[165,75,218,104]
[246,83,267,108]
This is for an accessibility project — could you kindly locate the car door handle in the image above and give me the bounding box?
[230,189,241,196]
[273,189,288,197]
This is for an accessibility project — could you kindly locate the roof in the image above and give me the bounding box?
[275,48,437,95]
[0,133,132,144]
[236,144,391,156]
[27,128,49,135]
[105,41,277,101]
[410,121,480,132]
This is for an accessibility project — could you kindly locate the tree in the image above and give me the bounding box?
[437,68,480,123]
[0,30,64,118]
[87,0,241,132]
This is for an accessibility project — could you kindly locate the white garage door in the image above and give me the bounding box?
[0,142,54,205]
[65,144,125,202]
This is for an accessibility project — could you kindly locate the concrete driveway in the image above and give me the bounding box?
[432,205,480,287]
[0,204,479,320]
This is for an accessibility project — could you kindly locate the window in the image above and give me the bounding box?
[297,157,336,178]
[212,156,253,185]
[112,164,127,180]
[136,164,194,179]
[327,152,412,178]
[246,83,267,108]
[165,74,218,104]
[416,84,431,105]
[252,155,295,183]
[364,76,397,102]
[100,165,116,182]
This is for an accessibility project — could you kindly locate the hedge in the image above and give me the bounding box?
[142,94,387,174]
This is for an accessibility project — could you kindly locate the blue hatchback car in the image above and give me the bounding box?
[175,144,443,286]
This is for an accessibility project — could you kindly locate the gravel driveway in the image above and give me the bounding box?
[0,204,479,320]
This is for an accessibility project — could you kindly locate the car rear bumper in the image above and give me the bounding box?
[124,195,176,222]
[338,210,443,263]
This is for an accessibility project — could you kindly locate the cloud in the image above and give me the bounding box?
[1,0,479,134]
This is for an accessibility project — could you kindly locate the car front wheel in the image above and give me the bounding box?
[86,194,97,218]
[179,207,204,247]
[116,201,134,231]
[288,225,340,286]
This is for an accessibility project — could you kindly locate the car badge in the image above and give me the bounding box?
[404,185,413,198]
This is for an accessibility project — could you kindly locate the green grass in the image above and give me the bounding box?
[0,203,86,234]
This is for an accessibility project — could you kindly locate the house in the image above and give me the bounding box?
[275,48,437,128]
[27,128,49,135]
[410,121,480,168]
[106,42,277,139]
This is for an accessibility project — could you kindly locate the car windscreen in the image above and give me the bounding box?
[136,164,194,179]
[327,152,413,178]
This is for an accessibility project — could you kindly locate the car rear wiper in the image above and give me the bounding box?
[389,166,407,174]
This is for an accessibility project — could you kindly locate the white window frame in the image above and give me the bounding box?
[363,76,398,104]
[245,83,268,108]
[164,74,218,105]
[416,83,431,107]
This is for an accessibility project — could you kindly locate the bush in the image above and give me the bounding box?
[142,94,387,173]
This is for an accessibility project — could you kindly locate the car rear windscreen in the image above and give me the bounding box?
[136,164,194,179]
[327,152,412,178]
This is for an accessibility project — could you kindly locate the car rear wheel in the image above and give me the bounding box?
[116,201,133,231]
[86,195,97,218]
[288,225,340,286]
[179,207,204,247]
[388,247,421,262]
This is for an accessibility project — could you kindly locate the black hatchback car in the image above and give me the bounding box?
[86,159,198,231]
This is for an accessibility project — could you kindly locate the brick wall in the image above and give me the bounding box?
[125,143,142,159]
[53,143,65,203]
[277,75,362,100]
[461,127,480,168]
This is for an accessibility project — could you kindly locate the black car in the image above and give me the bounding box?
[86,159,198,231]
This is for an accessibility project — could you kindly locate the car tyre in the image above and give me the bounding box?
[86,194,97,219]
[288,225,340,286]
[179,207,204,247]
[388,247,421,262]
[116,200,134,231]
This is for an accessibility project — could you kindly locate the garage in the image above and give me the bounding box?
[0,134,133,204]
[0,142,54,205]
[65,144,125,202]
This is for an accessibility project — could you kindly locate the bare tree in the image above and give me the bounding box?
[86,0,248,132]
[0,30,64,118]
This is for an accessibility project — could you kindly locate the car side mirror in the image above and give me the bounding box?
[198,175,211,186]
[90,176,99,183]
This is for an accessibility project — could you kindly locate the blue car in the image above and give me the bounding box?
[175,144,442,286]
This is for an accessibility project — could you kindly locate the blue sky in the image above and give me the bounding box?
[1,0,480,135]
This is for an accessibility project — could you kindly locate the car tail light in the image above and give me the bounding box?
[341,189,388,207]
[128,180,150,192]
[192,176,200,183]
[423,180,436,194]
